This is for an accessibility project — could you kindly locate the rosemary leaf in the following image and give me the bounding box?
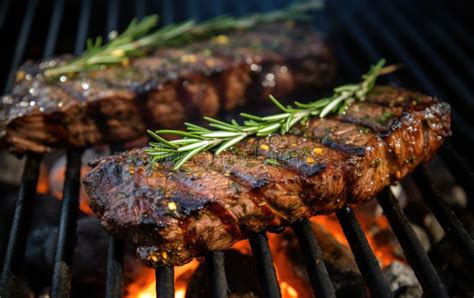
[215,134,247,155]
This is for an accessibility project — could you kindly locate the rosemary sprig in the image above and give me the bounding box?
[147,59,392,170]
[44,2,322,78]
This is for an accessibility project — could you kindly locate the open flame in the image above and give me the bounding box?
[36,154,100,215]
[127,201,402,297]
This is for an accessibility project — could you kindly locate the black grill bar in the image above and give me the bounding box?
[74,0,92,55]
[377,188,449,298]
[3,0,38,93]
[161,0,174,25]
[0,155,41,297]
[186,0,200,20]
[336,206,392,297]
[412,167,474,269]
[106,144,126,298]
[249,233,281,298]
[106,0,119,35]
[105,235,124,298]
[135,0,146,19]
[50,150,83,298]
[206,252,229,298]
[43,0,64,59]
[156,266,174,298]
[292,219,336,298]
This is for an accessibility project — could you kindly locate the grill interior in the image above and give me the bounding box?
[0,0,473,297]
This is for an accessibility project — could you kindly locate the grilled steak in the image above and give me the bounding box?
[0,23,335,153]
[82,86,451,267]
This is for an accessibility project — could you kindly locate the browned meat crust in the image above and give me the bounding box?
[82,86,451,267]
[0,23,335,153]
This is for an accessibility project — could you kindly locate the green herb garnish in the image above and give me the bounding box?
[44,2,322,78]
[147,59,394,170]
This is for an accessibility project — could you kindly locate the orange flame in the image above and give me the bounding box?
[35,160,94,215]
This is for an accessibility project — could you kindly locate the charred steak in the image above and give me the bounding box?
[0,23,334,153]
[83,86,451,267]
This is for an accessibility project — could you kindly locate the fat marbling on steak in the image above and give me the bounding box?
[82,86,451,267]
[0,22,335,153]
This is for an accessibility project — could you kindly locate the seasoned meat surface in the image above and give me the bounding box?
[82,86,451,267]
[0,23,335,153]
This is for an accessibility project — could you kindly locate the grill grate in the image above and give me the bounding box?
[1,0,473,297]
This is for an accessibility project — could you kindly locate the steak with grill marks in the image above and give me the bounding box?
[0,22,335,153]
[82,86,451,267]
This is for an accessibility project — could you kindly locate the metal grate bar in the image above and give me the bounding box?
[156,266,174,298]
[412,167,474,268]
[106,0,119,36]
[336,206,392,297]
[106,144,126,298]
[161,0,174,25]
[3,0,38,93]
[186,0,200,20]
[74,0,92,55]
[206,252,229,298]
[292,219,336,298]
[105,235,125,298]
[249,233,281,298]
[50,150,83,298]
[135,0,146,19]
[377,188,449,298]
[0,155,41,297]
[43,0,64,58]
